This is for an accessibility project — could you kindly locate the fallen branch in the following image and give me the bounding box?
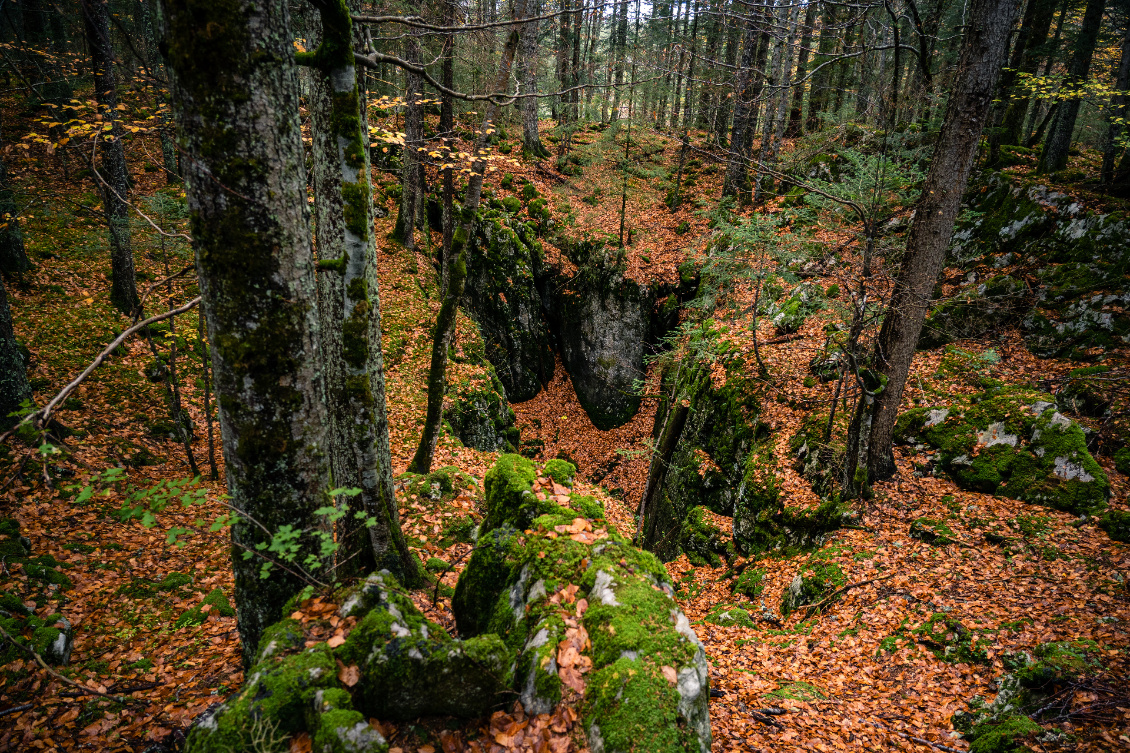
[0,296,202,445]
[0,623,145,706]
[801,574,894,618]
[0,703,32,718]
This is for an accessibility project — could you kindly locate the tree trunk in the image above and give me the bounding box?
[714,7,741,146]
[82,0,139,317]
[787,0,818,137]
[0,155,31,276]
[848,0,1018,494]
[1102,16,1130,183]
[520,0,548,158]
[394,34,423,249]
[696,0,722,131]
[158,0,334,664]
[304,0,423,586]
[806,1,839,131]
[1037,0,1107,173]
[722,17,759,200]
[988,0,1056,163]
[610,0,629,120]
[0,274,31,428]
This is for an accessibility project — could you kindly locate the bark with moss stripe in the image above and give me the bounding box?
[301,0,422,585]
[158,0,333,664]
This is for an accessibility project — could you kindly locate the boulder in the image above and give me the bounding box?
[895,387,1109,514]
[780,560,845,616]
[444,361,519,453]
[462,209,554,401]
[454,454,712,753]
[768,283,825,336]
[918,275,1027,349]
[946,173,1130,359]
[541,240,657,430]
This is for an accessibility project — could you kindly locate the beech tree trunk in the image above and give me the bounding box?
[845,0,1019,495]
[82,0,139,317]
[0,156,31,276]
[1038,0,1107,173]
[787,1,818,137]
[519,0,548,158]
[158,0,333,664]
[722,18,759,200]
[1102,15,1130,184]
[0,274,30,428]
[304,0,422,585]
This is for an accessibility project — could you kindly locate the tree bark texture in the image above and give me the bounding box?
[519,0,548,158]
[0,157,31,275]
[83,0,139,317]
[722,17,759,200]
[1102,10,1130,183]
[0,274,30,428]
[1038,0,1107,173]
[858,0,1019,489]
[158,0,333,664]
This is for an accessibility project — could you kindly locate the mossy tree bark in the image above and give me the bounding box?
[302,0,423,587]
[410,0,530,473]
[987,0,1056,162]
[842,0,1018,497]
[722,17,759,201]
[519,0,549,159]
[0,156,31,276]
[82,0,139,317]
[157,0,334,663]
[0,274,31,428]
[1037,0,1107,173]
[392,34,423,251]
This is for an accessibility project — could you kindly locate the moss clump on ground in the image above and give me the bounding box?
[1097,509,1130,542]
[0,609,72,665]
[732,567,765,599]
[895,386,1109,514]
[766,681,826,701]
[781,560,845,616]
[175,588,235,628]
[704,605,755,628]
[914,613,989,665]
[1114,447,1130,476]
[769,283,824,335]
[910,517,956,545]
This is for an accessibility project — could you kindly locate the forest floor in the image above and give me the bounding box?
[0,101,1128,753]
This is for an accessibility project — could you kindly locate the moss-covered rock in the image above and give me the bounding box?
[1114,447,1130,476]
[0,609,73,665]
[1056,365,1114,418]
[947,173,1130,359]
[918,275,1027,350]
[768,283,824,335]
[543,459,576,487]
[445,358,519,453]
[732,567,765,599]
[337,572,515,719]
[1097,509,1130,542]
[780,560,845,616]
[680,507,733,567]
[895,387,1109,514]
[952,640,1101,752]
[454,456,713,753]
[462,210,554,401]
[789,411,846,498]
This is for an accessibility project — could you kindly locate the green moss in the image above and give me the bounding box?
[1114,447,1130,476]
[543,459,576,486]
[967,714,1041,753]
[425,557,450,573]
[895,387,1109,513]
[23,559,72,589]
[914,613,989,665]
[704,605,755,628]
[175,588,235,628]
[479,453,541,534]
[1015,640,1101,689]
[680,506,733,567]
[584,657,693,753]
[766,681,826,701]
[910,517,956,545]
[452,527,523,637]
[781,560,845,616]
[1097,509,1130,542]
[733,568,765,599]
